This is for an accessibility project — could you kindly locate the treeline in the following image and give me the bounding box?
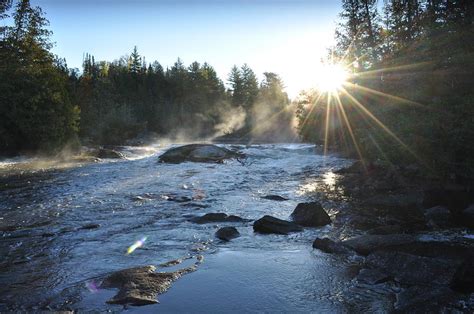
[0,0,291,154]
[297,0,474,181]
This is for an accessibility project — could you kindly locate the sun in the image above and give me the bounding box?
[315,63,349,93]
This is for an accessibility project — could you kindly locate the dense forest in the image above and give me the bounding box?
[296,0,474,182]
[0,0,291,154]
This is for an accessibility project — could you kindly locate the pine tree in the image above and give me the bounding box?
[129,45,141,74]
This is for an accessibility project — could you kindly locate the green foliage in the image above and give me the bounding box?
[0,0,79,154]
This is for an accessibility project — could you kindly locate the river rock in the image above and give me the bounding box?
[290,202,331,227]
[97,148,125,159]
[253,215,303,235]
[261,195,289,201]
[365,251,458,286]
[356,268,392,285]
[158,144,244,163]
[101,264,197,305]
[342,234,416,255]
[190,213,248,224]
[312,237,350,254]
[215,227,240,241]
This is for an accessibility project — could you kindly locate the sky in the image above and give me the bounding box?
[27,0,343,98]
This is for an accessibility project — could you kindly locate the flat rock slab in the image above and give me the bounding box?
[158,144,244,163]
[189,213,249,224]
[342,234,416,255]
[215,226,240,241]
[101,257,202,306]
[291,202,331,227]
[365,251,459,286]
[253,215,303,235]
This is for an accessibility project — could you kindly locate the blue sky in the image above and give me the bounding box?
[27,0,342,97]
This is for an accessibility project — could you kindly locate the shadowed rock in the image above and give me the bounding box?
[261,195,289,201]
[189,213,248,224]
[356,268,392,285]
[312,238,351,254]
[253,215,303,235]
[366,251,459,286]
[343,234,416,255]
[451,260,474,293]
[158,144,244,163]
[291,202,331,227]
[215,226,240,241]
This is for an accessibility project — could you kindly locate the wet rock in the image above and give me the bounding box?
[461,204,474,229]
[79,223,100,230]
[167,196,192,203]
[101,264,197,306]
[158,144,244,163]
[356,268,392,285]
[312,238,350,254]
[451,260,474,293]
[189,213,248,224]
[366,225,405,235]
[215,227,240,241]
[97,148,125,159]
[366,251,458,286]
[423,205,453,228]
[394,286,457,313]
[290,202,331,227]
[261,195,289,201]
[343,234,416,255]
[253,215,303,235]
[377,241,474,261]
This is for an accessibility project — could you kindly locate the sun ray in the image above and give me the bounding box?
[339,86,428,167]
[323,93,332,156]
[334,93,366,170]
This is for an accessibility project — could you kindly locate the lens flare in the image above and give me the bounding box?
[315,63,349,92]
[126,236,148,255]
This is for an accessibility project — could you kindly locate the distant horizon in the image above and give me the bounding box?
[23,0,343,98]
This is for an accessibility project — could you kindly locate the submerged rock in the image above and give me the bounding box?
[215,226,240,241]
[261,195,289,201]
[189,213,248,224]
[312,237,350,254]
[253,215,303,235]
[342,234,416,255]
[97,148,125,159]
[79,223,100,230]
[291,202,331,227]
[158,144,244,163]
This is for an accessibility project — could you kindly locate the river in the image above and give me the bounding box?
[0,143,389,312]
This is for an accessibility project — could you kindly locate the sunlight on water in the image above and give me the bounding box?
[297,171,337,195]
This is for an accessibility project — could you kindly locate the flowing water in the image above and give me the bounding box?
[0,143,376,312]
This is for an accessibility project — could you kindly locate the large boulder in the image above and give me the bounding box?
[342,234,416,255]
[290,202,331,227]
[158,144,244,163]
[253,215,303,235]
[215,227,240,241]
[97,148,125,159]
[189,213,248,224]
